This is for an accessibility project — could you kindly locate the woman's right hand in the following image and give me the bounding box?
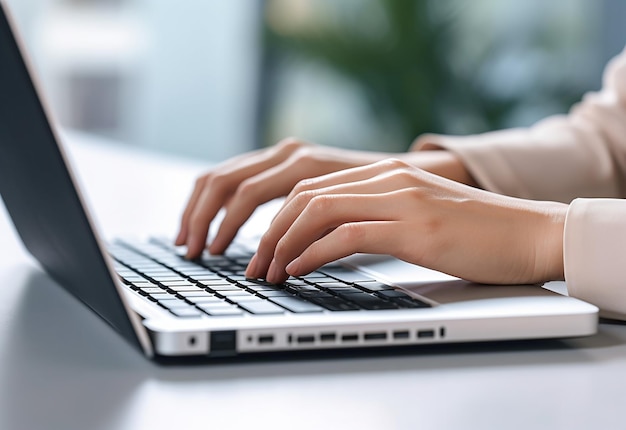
[175,137,392,258]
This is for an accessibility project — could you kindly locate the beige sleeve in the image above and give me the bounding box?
[413,47,626,318]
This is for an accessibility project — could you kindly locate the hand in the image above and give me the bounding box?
[245,159,567,285]
[175,138,394,258]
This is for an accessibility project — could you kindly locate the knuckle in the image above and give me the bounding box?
[404,186,426,200]
[382,158,411,170]
[207,172,231,193]
[194,174,208,189]
[292,177,317,195]
[188,210,205,232]
[307,194,333,215]
[234,179,257,199]
[276,136,306,152]
[293,189,318,207]
[289,146,316,163]
[273,237,290,262]
[337,223,365,244]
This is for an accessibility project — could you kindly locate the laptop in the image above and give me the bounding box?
[0,2,598,360]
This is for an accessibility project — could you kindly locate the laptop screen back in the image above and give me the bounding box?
[0,4,142,351]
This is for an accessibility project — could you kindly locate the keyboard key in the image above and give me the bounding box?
[342,293,397,310]
[269,296,324,313]
[139,287,166,294]
[195,300,233,308]
[228,295,264,303]
[151,276,186,282]
[168,285,204,292]
[179,291,214,298]
[149,293,177,301]
[323,285,363,295]
[308,296,360,311]
[376,291,430,308]
[159,299,194,309]
[205,285,242,292]
[200,307,245,317]
[170,308,203,318]
[355,282,394,292]
[319,268,372,283]
[304,276,340,284]
[161,280,197,287]
[256,290,291,298]
[238,300,286,315]
[219,290,256,297]
[376,290,412,299]
[186,298,225,306]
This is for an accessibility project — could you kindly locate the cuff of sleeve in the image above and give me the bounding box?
[564,198,626,319]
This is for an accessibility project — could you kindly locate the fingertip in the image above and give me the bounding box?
[245,254,259,278]
[185,236,204,259]
[266,260,288,284]
[285,258,301,277]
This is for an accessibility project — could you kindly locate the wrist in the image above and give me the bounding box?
[532,202,567,282]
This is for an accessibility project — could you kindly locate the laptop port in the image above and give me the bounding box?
[364,332,387,341]
[417,329,435,339]
[393,330,410,340]
[258,335,274,344]
[341,333,359,342]
[296,335,315,344]
[320,332,336,342]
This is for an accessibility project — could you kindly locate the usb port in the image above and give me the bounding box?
[364,332,387,341]
[320,332,336,342]
[393,330,410,340]
[417,329,435,339]
[341,333,359,342]
[258,335,274,344]
[297,335,315,344]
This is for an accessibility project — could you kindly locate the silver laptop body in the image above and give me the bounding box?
[0,2,597,360]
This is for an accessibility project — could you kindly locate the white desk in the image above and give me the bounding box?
[1,132,625,430]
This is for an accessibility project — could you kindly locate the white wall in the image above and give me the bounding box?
[4,0,261,161]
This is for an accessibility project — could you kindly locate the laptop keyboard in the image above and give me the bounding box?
[108,238,430,318]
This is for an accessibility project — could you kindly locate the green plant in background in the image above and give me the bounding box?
[262,0,588,151]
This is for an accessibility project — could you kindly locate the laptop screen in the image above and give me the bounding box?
[0,4,142,351]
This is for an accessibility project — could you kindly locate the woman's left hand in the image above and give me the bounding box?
[245,159,568,285]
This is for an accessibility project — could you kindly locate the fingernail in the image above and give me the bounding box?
[285,258,300,276]
[267,260,280,283]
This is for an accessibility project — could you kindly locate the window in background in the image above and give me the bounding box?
[5,0,624,159]
[6,0,262,161]
[260,0,604,153]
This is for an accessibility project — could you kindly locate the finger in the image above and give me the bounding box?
[183,143,305,257]
[209,157,314,254]
[279,221,401,283]
[251,174,418,277]
[252,192,403,281]
[282,158,413,208]
[175,175,207,245]
[212,148,384,254]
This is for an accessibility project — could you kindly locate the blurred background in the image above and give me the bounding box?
[5,0,626,160]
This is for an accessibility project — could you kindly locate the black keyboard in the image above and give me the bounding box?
[109,238,430,319]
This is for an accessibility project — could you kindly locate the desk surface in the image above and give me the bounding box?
[1,132,625,430]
